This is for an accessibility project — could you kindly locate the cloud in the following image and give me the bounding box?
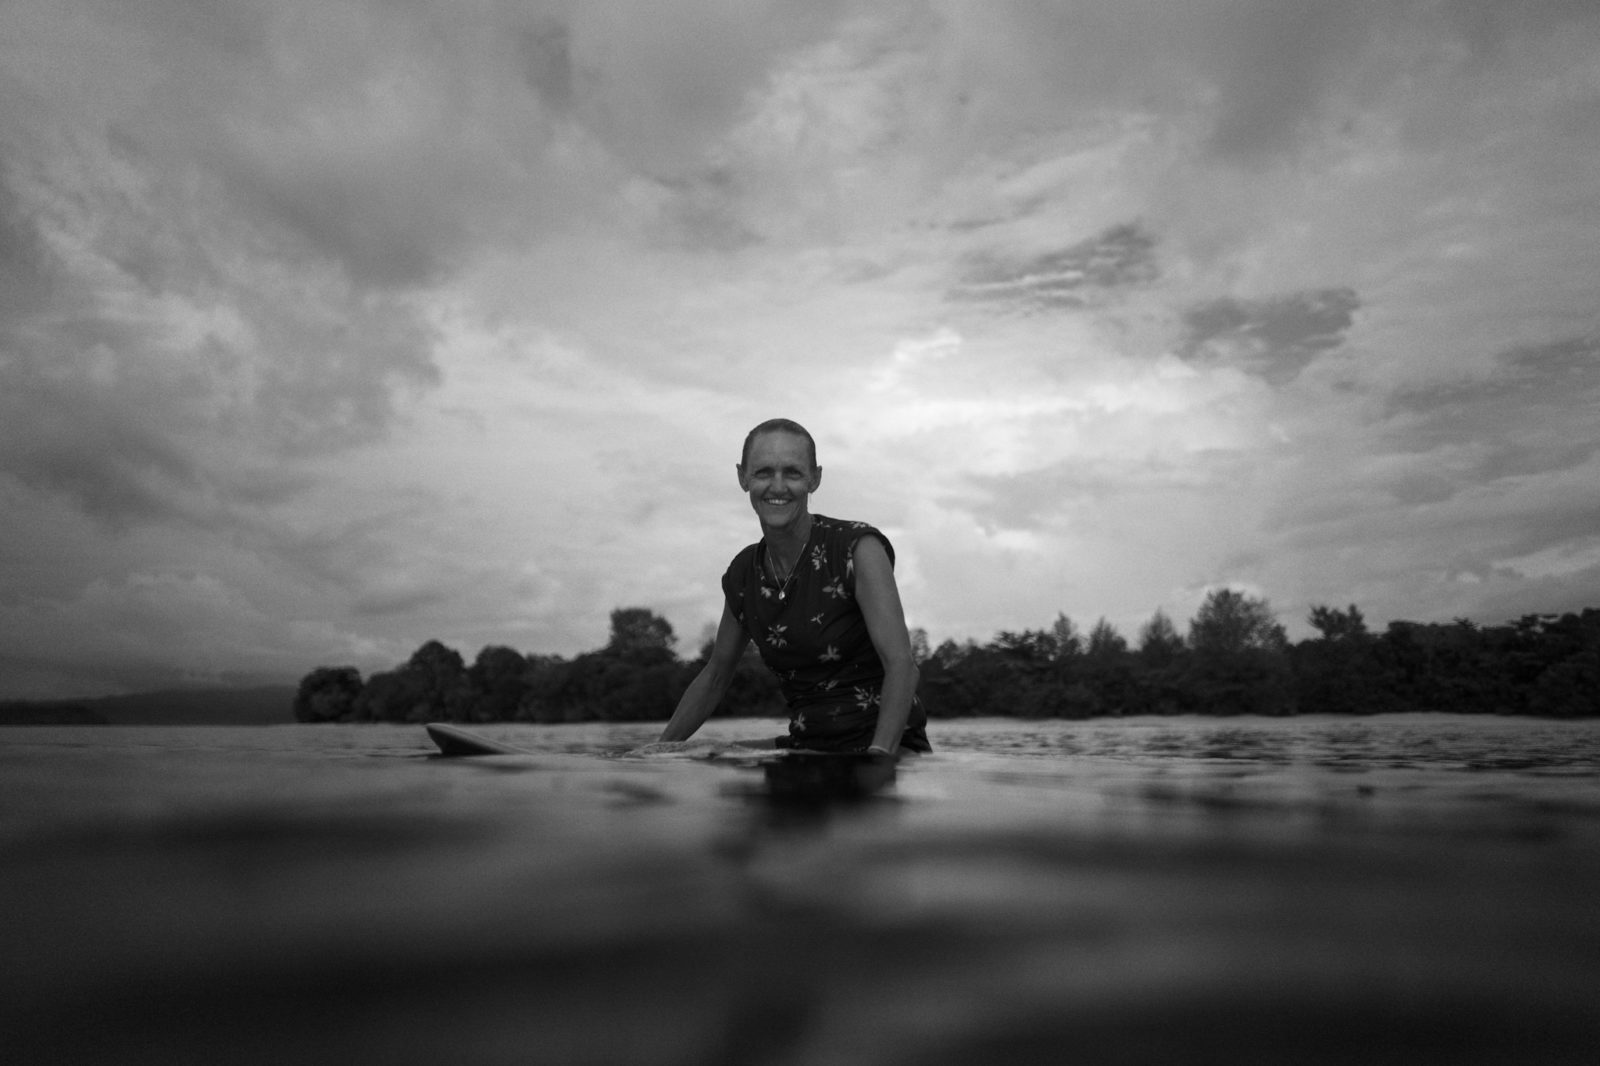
[568,0,850,177]
[0,1,450,534]
[142,2,571,287]
[1246,327,1600,634]
[0,188,438,527]
[929,1,1388,165]
[1390,334,1600,427]
[0,566,303,696]
[1199,0,1375,161]
[0,161,53,319]
[1179,288,1361,385]
[1440,0,1600,58]
[949,222,1159,312]
[1375,334,1600,512]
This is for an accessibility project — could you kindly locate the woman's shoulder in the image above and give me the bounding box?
[724,540,761,576]
[813,513,874,531]
[813,514,894,561]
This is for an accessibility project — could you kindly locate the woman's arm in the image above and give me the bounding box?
[659,601,748,742]
[853,535,920,753]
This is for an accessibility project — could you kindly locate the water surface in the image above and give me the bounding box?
[3,715,1598,1064]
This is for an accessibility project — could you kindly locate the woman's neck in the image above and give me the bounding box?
[763,513,813,570]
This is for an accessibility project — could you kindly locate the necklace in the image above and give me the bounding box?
[764,522,811,600]
[766,547,796,586]
[765,545,797,600]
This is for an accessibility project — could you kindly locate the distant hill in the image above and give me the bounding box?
[0,686,297,726]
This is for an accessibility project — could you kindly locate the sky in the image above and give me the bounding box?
[3,0,1599,698]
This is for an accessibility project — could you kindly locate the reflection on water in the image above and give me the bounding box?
[711,752,904,845]
[2,716,1599,1064]
[754,751,900,804]
[733,750,898,809]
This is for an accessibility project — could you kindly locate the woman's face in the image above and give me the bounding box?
[738,430,820,533]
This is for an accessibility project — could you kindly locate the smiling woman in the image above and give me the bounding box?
[659,419,931,754]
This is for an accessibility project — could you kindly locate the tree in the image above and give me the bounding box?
[353,639,469,722]
[606,607,676,661]
[518,653,574,723]
[467,645,529,722]
[1184,590,1292,714]
[1528,648,1600,717]
[355,667,431,722]
[921,641,1024,718]
[1137,609,1185,665]
[294,596,1600,725]
[1081,618,1135,716]
[1295,604,1389,715]
[1050,613,1083,659]
[1188,589,1288,654]
[931,639,974,669]
[1309,604,1368,642]
[293,666,364,722]
[994,628,1057,662]
[1087,617,1128,659]
[408,639,466,687]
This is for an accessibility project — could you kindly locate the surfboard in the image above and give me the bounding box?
[425,722,535,756]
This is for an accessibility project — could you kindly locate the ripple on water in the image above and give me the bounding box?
[2,716,1598,1064]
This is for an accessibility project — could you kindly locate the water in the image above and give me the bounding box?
[3,715,1598,1064]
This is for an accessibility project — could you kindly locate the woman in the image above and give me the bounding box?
[659,418,931,754]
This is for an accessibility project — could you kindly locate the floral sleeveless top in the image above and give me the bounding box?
[723,514,929,751]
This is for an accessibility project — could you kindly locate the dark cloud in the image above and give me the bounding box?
[1202,1,1373,161]
[194,84,533,288]
[1388,335,1600,441]
[1379,334,1600,501]
[949,222,1159,312]
[1493,498,1600,566]
[63,1,573,290]
[0,380,201,526]
[0,650,176,701]
[1394,335,1600,416]
[1179,287,1359,385]
[642,167,763,252]
[980,1,1600,166]
[0,349,353,533]
[566,0,849,179]
[111,0,271,59]
[237,290,440,456]
[0,161,55,319]
[0,293,435,532]
[0,155,437,532]
[219,163,454,289]
[1441,0,1600,59]
[352,584,453,618]
[962,1,1376,164]
[517,16,576,114]
[102,1,850,286]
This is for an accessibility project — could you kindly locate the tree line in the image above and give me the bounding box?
[294,595,1600,724]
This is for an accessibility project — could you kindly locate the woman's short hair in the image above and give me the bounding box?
[740,418,817,471]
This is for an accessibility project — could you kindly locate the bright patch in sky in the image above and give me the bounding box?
[2,0,1599,696]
